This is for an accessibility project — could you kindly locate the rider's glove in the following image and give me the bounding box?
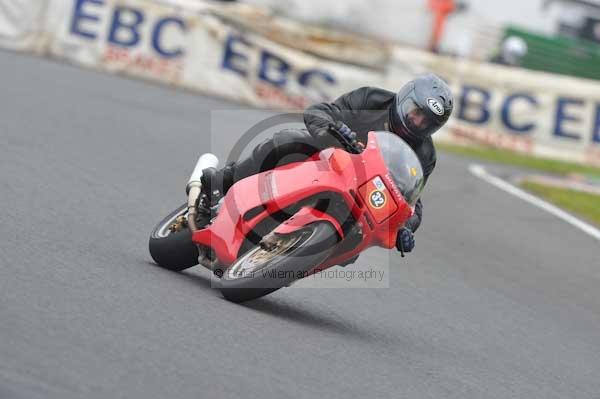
[335,121,357,142]
[396,228,415,253]
[333,121,364,153]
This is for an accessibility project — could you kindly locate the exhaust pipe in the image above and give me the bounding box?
[187,153,219,232]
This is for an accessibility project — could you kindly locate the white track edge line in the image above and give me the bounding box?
[468,164,600,242]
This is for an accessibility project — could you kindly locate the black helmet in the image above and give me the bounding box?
[389,74,453,142]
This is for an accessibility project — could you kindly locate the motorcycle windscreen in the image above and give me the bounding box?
[372,131,425,206]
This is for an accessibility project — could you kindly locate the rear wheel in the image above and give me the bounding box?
[218,222,339,303]
[149,204,199,271]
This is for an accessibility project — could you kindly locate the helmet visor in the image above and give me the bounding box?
[401,99,435,135]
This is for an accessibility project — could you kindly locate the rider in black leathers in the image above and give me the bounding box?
[201,74,454,254]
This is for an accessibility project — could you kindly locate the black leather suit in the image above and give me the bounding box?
[220,87,437,232]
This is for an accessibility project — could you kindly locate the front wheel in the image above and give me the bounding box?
[149,204,199,271]
[217,222,339,303]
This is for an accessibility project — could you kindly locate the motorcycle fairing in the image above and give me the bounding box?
[193,132,415,267]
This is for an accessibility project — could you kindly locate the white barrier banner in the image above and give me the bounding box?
[1,0,599,165]
[0,0,47,51]
[392,47,600,165]
[42,0,388,109]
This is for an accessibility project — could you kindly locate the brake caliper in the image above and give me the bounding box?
[169,215,188,233]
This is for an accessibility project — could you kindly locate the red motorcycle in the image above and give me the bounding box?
[149,128,425,302]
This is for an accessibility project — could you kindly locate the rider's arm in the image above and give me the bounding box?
[303,87,371,147]
[404,199,423,232]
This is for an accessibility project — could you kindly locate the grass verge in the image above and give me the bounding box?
[437,142,600,178]
[521,181,600,226]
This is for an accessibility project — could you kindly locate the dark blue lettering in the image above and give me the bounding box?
[554,98,583,140]
[152,17,186,58]
[593,103,600,144]
[298,69,336,87]
[501,93,538,133]
[222,34,250,77]
[108,7,144,47]
[70,0,103,39]
[458,85,491,124]
[258,50,290,87]
[298,69,336,100]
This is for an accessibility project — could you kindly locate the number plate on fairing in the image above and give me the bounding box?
[358,176,398,224]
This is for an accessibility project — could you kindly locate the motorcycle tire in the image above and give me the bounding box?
[217,222,339,303]
[149,204,199,271]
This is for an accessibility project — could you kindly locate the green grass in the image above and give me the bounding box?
[437,142,600,178]
[521,181,600,226]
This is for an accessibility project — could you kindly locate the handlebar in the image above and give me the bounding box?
[328,124,363,154]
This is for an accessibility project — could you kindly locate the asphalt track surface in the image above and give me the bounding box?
[1,50,600,399]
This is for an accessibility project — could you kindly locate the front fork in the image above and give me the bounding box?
[185,153,220,270]
[186,153,219,232]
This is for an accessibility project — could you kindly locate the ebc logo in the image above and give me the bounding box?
[427,98,444,116]
[69,0,187,58]
[369,190,387,209]
[222,33,337,95]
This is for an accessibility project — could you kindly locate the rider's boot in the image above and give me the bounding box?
[198,129,320,210]
[199,164,235,208]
